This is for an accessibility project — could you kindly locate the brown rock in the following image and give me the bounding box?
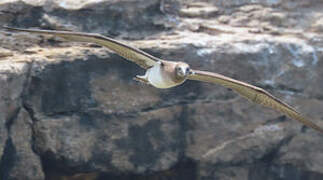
[1,0,323,180]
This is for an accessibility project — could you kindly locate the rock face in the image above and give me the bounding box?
[1,0,323,180]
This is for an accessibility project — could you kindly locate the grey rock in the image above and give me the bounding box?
[1,0,323,180]
[4,109,45,180]
[0,62,44,179]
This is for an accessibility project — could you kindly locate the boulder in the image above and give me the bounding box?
[1,0,323,179]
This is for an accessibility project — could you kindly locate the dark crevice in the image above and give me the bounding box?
[0,108,20,179]
[42,158,197,180]
[140,98,195,113]
[0,138,16,180]
[5,107,21,133]
[211,133,295,169]
[206,134,298,180]
[259,134,294,164]
[175,105,193,157]
[19,61,46,177]
[96,158,197,180]
[41,150,78,178]
[22,103,37,122]
[20,61,43,172]
[21,60,38,122]
[0,61,34,179]
[136,95,233,113]
[309,95,323,101]
[41,96,226,120]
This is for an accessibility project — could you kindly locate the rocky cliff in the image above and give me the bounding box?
[1,0,323,180]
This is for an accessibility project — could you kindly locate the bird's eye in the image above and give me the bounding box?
[186,67,190,72]
[160,62,165,67]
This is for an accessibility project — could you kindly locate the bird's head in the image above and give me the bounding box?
[175,62,191,78]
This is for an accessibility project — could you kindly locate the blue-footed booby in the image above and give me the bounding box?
[3,26,323,133]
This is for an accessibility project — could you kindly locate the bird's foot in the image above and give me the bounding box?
[133,75,150,85]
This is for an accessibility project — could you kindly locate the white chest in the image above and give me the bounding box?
[146,65,177,89]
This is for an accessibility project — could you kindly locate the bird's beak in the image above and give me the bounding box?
[176,65,191,77]
[179,67,187,76]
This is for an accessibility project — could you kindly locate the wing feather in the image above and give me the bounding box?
[3,26,158,69]
[188,70,323,133]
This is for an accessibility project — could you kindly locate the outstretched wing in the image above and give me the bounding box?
[188,69,323,133]
[3,26,159,69]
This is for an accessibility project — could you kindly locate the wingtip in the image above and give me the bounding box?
[296,114,323,134]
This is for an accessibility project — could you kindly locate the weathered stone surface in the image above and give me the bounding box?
[4,109,45,180]
[1,0,323,180]
[0,62,28,177]
[0,0,169,39]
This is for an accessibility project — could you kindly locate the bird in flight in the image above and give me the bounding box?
[3,26,323,133]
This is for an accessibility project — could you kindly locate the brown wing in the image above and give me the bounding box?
[188,70,323,133]
[3,26,158,69]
